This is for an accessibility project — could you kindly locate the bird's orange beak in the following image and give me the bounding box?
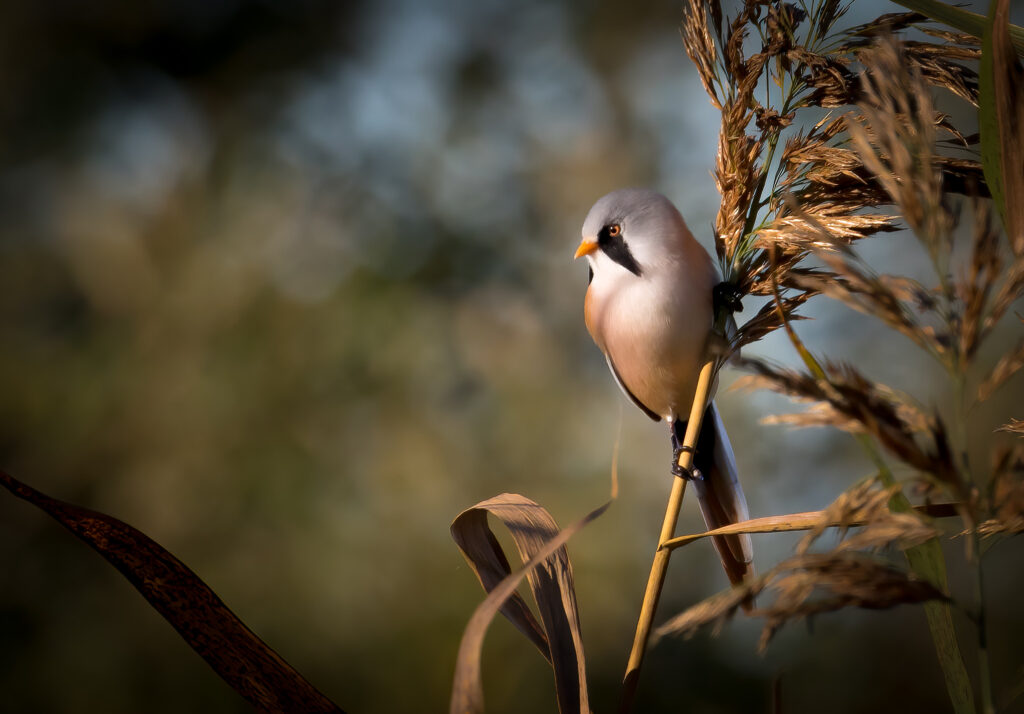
[574,239,598,259]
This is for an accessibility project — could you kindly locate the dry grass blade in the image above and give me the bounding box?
[990,0,1024,251]
[450,499,549,660]
[451,493,606,714]
[981,0,1024,253]
[661,501,959,551]
[0,470,344,714]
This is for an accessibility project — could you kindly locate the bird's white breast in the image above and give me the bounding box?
[585,251,715,421]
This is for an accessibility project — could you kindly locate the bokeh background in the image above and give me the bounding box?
[1,0,1022,712]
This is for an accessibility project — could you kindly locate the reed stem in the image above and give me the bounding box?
[618,359,715,714]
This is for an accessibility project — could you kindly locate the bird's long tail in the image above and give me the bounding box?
[673,403,754,588]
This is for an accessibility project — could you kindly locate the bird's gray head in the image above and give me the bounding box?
[574,188,690,278]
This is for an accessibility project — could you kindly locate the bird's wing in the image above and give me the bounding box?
[605,354,661,422]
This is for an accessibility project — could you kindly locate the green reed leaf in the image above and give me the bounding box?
[892,0,1024,56]
[980,0,1006,230]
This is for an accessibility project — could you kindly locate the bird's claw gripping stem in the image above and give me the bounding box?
[670,444,701,480]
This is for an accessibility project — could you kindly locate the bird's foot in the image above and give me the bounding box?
[671,444,701,480]
[713,281,744,314]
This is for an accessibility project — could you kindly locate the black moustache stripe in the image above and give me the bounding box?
[598,225,642,276]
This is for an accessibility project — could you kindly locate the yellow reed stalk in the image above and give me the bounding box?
[618,358,715,714]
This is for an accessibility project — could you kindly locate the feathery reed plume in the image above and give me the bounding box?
[655,480,945,651]
[737,356,962,494]
[692,19,1024,713]
[681,2,987,360]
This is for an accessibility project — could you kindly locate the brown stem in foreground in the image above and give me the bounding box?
[618,359,716,714]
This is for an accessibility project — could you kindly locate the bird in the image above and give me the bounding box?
[574,188,753,587]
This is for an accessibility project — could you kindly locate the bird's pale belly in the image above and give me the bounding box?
[607,324,702,420]
[587,281,708,421]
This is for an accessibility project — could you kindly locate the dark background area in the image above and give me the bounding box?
[0,1,1022,712]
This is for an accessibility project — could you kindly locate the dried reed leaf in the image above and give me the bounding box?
[661,501,959,552]
[450,499,548,660]
[451,493,604,714]
[0,470,344,714]
[991,0,1024,251]
[981,0,1024,252]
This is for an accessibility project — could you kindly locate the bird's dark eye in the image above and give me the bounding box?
[608,224,621,237]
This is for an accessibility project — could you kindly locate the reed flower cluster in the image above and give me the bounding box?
[658,3,1024,713]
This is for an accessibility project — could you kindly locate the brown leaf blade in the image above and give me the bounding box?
[450,505,550,661]
[988,0,1024,250]
[661,501,959,552]
[0,469,344,714]
[451,493,607,714]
